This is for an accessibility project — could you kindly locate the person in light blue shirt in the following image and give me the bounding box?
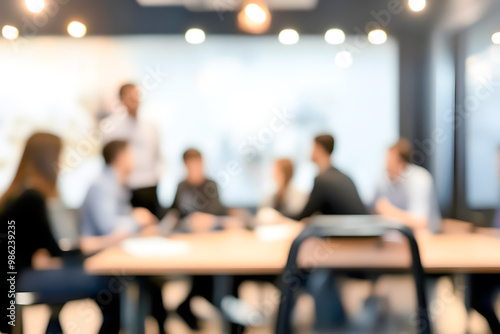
[80,166,140,237]
[373,138,442,233]
[79,140,167,334]
[80,140,156,252]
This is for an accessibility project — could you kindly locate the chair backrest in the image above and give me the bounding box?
[46,198,80,251]
[275,215,431,334]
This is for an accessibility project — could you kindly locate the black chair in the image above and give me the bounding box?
[275,216,431,334]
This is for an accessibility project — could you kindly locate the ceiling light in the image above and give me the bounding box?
[408,0,426,12]
[492,32,500,45]
[25,0,45,13]
[2,25,19,40]
[245,3,267,24]
[238,2,271,34]
[325,28,345,45]
[185,28,206,44]
[368,29,387,45]
[67,21,87,38]
[279,29,299,45]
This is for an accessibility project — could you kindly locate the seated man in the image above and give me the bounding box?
[296,134,367,330]
[170,148,228,330]
[80,140,157,252]
[373,138,441,233]
[297,134,367,220]
[79,140,167,334]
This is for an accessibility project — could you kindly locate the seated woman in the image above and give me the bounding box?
[0,133,119,334]
[260,158,308,218]
[226,158,308,333]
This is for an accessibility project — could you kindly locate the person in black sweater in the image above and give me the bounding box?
[296,134,366,220]
[0,133,120,334]
[171,148,228,330]
[297,134,367,331]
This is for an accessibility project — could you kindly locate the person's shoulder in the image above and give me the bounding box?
[205,178,217,184]
[328,167,355,183]
[87,169,116,193]
[408,164,433,182]
[204,178,220,188]
[2,189,46,216]
[177,179,190,188]
[16,188,46,205]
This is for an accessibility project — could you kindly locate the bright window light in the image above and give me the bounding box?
[335,51,353,68]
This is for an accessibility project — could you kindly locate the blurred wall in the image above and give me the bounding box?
[0,35,399,208]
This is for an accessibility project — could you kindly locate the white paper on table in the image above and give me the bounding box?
[255,224,294,242]
[121,237,190,257]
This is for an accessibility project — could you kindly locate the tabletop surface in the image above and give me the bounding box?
[84,218,500,275]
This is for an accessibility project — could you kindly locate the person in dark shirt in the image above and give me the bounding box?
[172,148,227,330]
[297,134,366,220]
[170,148,227,228]
[0,133,119,334]
[295,134,366,331]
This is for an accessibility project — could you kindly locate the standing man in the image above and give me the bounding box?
[373,138,441,233]
[102,83,164,217]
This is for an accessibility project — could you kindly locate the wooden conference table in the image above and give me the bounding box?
[84,216,500,333]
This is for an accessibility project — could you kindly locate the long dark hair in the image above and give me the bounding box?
[0,132,62,211]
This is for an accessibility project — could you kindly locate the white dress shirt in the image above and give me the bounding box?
[101,111,161,189]
[373,164,442,233]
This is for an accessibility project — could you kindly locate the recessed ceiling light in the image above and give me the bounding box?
[408,0,426,12]
[325,29,345,45]
[368,29,387,45]
[2,25,19,40]
[67,21,87,38]
[185,28,206,44]
[25,0,45,13]
[492,32,500,45]
[279,29,299,45]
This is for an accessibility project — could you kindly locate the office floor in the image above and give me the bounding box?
[20,275,497,334]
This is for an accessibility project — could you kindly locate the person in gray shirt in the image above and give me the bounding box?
[373,138,441,233]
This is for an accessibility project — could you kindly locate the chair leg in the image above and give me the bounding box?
[46,305,63,334]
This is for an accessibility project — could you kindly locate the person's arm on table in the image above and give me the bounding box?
[80,209,157,255]
[375,197,427,229]
[80,229,131,255]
